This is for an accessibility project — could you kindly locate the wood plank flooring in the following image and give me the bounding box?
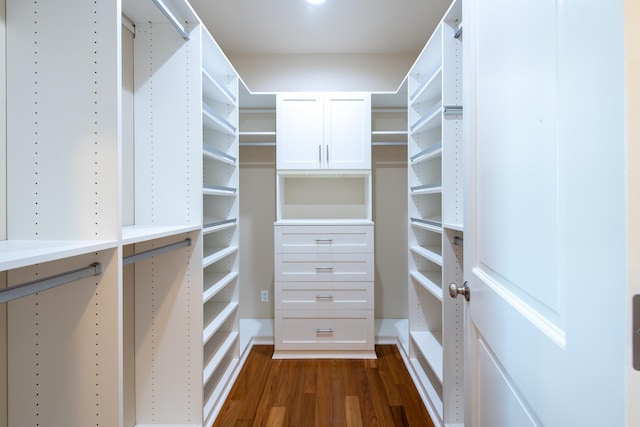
[213,345,435,427]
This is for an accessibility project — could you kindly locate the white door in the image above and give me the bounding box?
[463,1,630,426]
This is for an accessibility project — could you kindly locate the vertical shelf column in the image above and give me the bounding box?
[200,26,241,427]
[406,1,463,426]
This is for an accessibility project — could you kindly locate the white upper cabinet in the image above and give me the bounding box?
[276,92,371,170]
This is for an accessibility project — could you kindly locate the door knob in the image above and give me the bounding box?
[449,281,470,301]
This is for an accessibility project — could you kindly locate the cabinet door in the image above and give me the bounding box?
[325,92,371,169]
[276,93,324,169]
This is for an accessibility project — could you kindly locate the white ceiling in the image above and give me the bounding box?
[189,0,452,56]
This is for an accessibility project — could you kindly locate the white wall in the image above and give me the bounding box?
[231,53,414,93]
[238,146,276,319]
[372,145,407,318]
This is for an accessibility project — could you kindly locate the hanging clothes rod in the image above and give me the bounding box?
[123,238,192,266]
[151,0,190,40]
[0,263,102,304]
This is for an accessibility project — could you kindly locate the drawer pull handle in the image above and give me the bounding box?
[315,328,334,335]
[315,267,334,273]
[315,239,333,244]
[315,294,334,300]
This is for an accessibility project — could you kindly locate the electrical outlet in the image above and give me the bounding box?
[260,290,269,302]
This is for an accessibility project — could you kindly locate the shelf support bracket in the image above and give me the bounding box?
[443,105,463,116]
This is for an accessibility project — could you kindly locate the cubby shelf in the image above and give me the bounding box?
[410,330,444,384]
[204,271,239,303]
[410,245,444,266]
[406,1,463,426]
[204,143,238,165]
[204,302,239,344]
[203,331,239,384]
[203,246,239,268]
[410,270,443,301]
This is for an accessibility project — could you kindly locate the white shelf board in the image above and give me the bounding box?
[203,245,238,268]
[410,270,443,301]
[410,104,443,134]
[410,142,443,165]
[410,245,443,266]
[203,357,239,426]
[203,271,238,304]
[202,68,236,106]
[203,331,239,385]
[410,330,444,384]
[203,301,239,345]
[0,239,117,272]
[410,184,443,196]
[203,186,237,197]
[409,357,444,422]
[410,66,443,105]
[203,144,237,165]
[411,217,443,233]
[203,218,237,234]
[443,222,464,232]
[202,104,237,135]
[121,224,200,245]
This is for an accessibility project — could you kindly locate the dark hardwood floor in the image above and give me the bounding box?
[213,345,435,427]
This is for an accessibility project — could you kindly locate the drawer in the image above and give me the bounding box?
[274,224,373,254]
[275,309,374,351]
[275,282,373,310]
[275,253,373,282]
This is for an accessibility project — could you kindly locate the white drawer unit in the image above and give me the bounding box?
[276,281,373,310]
[274,223,375,358]
[275,310,375,355]
[275,253,374,282]
[274,224,373,254]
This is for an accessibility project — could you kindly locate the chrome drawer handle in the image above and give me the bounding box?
[315,239,333,244]
[315,328,334,334]
[315,266,334,273]
[315,294,334,300]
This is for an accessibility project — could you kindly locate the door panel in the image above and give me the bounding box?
[476,338,538,427]
[464,0,627,426]
[475,0,561,328]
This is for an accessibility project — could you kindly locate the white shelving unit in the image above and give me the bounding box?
[200,25,241,427]
[406,1,464,426]
[0,0,240,426]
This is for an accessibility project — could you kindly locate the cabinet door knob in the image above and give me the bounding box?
[449,282,470,301]
[315,267,334,273]
[315,328,334,335]
[315,294,334,300]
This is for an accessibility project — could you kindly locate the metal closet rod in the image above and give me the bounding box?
[123,238,192,266]
[151,0,190,41]
[0,263,102,304]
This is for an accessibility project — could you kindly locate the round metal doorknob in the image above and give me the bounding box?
[449,282,470,301]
